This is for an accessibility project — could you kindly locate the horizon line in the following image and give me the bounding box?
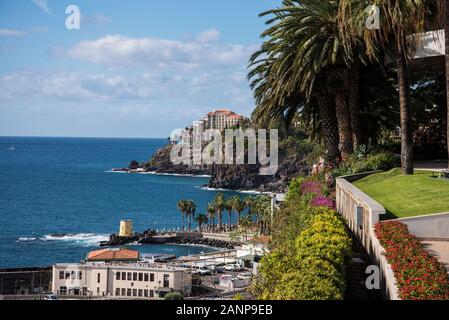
[0,135,168,140]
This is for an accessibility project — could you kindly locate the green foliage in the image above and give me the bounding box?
[253,187,352,300]
[331,151,399,178]
[164,292,184,300]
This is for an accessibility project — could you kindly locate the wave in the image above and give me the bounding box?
[200,186,269,195]
[17,233,109,247]
[41,233,109,246]
[17,237,37,242]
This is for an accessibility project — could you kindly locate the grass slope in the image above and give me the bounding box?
[353,168,449,218]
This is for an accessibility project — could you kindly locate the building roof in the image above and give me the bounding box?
[227,114,242,119]
[86,248,140,262]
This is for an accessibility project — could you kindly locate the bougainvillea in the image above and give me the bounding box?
[301,181,322,195]
[311,195,336,210]
[375,221,449,300]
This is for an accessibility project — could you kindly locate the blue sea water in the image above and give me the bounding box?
[0,137,244,268]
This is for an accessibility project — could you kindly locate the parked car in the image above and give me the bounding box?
[192,266,212,276]
[208,265,225,273]
[224,264,243,272]
[44,294,58,300]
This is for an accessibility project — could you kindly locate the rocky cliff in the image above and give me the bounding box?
[144,142,310,193]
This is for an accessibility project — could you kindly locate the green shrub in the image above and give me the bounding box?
[163,292,184,300]
[351,152,399,173]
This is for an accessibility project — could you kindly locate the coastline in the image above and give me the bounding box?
[106,170,211,178]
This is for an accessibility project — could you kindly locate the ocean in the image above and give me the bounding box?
[0,137,244,268]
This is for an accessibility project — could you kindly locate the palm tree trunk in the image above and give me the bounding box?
[397,51,414,175]
[445,0,449,169]
[318,93,340,161]
[348,63,361,147]
[188,214,191,231]
[182,214,185,231]
[335,92,353,159]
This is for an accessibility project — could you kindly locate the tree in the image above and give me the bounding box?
[195,213,208,231]
[206,203,216,231]
[225,198,234,228]
[176,200,188,231]
[339,0,432,174]
[185,200,196,231]
[232,196,246,225]
[239,216,253,242]
[248,0,365,159]
[213,193,225,231]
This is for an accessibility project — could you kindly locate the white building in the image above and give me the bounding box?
[51,248,192,299]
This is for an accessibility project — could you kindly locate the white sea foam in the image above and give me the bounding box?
[200,186,268,195]
[17,237,37,242]
[40,233,109,247]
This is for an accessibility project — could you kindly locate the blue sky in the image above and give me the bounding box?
[0,0,279,138]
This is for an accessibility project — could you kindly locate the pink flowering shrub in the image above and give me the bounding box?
[311,195,335,210]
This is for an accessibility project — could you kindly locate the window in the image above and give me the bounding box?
[116,272,121,280]
[138,289,142,297]
[71,271,75,279]
[163,274,170,288]
[150,273,154,282]
[133,289,137,297]
[144,273,149,282]
[97,273,101,283]
[116,288,120,296]
[127,289,131,296]
[59,286,67,295]
[127,272,131,281]
[78,271,82,280]
[138,273,143,281]
[59,271,64,279]
[133,272,137,281]
[144,290,148,297]
[150,290,154,298]
[65,272,70,279]
[121,288,126,296]
[97,287,100,294]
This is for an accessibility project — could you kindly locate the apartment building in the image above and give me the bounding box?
[207,109,243,131]
[51,248,192,299]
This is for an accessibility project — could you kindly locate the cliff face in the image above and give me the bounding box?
[208,151,309,193]
[145,145,210,175]
[146,143,309,193]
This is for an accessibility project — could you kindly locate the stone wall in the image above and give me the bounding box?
[336,174,399,300]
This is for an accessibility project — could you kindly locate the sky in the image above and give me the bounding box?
[0,0,279,138]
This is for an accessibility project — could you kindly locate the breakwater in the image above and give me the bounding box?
[100,230,239,250]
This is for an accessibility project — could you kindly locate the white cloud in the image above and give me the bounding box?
[56,31,256,67]
[195,28,220,43]
[30,0,52,15]
[0,29,26,37]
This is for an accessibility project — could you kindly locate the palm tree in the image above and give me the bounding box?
[185,200,196,231]
[225,198,234,228]
[245,196,255,219]
[206,203,216,231]
[239,216,253,242]
[249,0,364,159]
[339,0,433,174]
[232,196,246,225]
[176,200,188,231]
[195,213,208,231]
[213,193,225,231]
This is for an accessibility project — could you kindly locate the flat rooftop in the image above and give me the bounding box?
[54,261,190,272]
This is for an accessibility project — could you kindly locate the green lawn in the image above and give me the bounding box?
[353,168,449,219]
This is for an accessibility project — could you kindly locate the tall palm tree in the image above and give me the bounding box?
[213,193,225,231]
[176,200,187,231]
[206,203,216,231]
[185,200,196,231]
[249,0,364,159]
[194,213,208,231]
[232,196,246,225]
[225,198,234,228]
[339,0,432,174]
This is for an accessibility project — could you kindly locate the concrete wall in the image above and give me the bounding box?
[336,174,399,300]
[398,212,449,240]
